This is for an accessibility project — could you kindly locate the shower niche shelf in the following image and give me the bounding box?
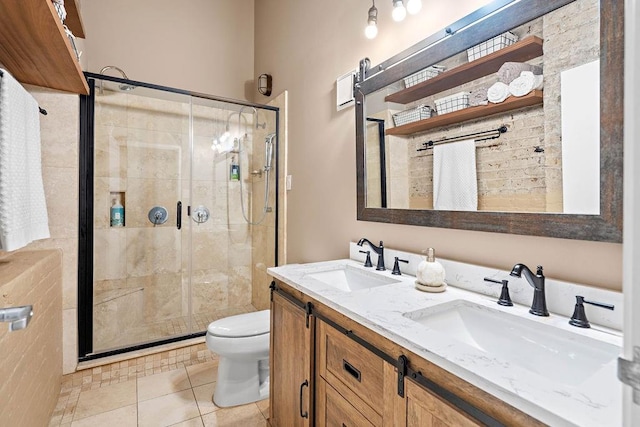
[0,0,88,94]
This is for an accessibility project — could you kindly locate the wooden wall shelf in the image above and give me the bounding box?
[385,36,543,105]
[0,0,89,95]
[386,91,543,136]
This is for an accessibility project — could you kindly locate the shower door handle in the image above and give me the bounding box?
[177,201,182,230]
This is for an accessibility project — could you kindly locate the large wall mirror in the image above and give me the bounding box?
[355,0,622,242]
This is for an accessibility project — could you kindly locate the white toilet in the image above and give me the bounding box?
[206,310,270,407]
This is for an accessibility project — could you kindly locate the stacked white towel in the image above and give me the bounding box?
[433,139,478,211]
[0,69,50,251]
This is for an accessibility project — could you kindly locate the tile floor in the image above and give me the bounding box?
[50,361,270,426]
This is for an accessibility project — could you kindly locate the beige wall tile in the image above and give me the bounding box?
[0,251,62,427]
[93,228,127,281]
[63,308,77,374]
[126,228,181,277]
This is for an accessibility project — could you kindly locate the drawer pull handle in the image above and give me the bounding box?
[343,360,361,382]
[299,379,309,419]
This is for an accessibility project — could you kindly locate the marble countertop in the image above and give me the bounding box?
[268,258,622,427]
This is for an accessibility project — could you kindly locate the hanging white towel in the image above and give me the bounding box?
[0,69,50,251]
[433,139,478,211]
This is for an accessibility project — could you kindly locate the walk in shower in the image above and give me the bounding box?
[78,73,280,359]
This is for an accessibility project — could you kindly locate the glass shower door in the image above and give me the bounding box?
[91,82,192,353]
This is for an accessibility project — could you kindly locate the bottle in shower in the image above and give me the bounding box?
[110,195,124,227]
[230,156,240,181]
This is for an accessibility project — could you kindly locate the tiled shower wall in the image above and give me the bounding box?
[373,0,598,213]
[252,92,288,309]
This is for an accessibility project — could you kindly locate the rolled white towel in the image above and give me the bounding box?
[509,71,544,97]
[487,82,510,103]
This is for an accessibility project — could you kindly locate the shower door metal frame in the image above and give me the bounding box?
[78,72,281,361]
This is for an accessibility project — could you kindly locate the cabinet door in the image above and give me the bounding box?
[406,380,482,427]
[270,291,314,427]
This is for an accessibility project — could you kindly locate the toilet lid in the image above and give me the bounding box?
[207,310,270,338]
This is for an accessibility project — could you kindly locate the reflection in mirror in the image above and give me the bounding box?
[364,0,599,214]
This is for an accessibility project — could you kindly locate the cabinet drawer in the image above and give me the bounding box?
[324,380,376,427]
[318,320,384,412]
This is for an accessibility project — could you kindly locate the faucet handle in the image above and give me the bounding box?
[569,295,615,328]
[391,257,409,275]
[359,250,373,268]
[483,277,513,306]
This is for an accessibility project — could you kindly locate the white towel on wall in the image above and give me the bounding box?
[433,139,478,211]
[0,69,50,251]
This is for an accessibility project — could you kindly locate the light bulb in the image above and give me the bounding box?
[406,0,421,15]
[365,23,378,39]
[392,0,406,21]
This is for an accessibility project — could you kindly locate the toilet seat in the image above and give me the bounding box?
[207,310,270,338]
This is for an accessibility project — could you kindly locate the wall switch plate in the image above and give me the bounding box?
[286,175,292,191]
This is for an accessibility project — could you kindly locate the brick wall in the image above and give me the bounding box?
[0,250,62,426]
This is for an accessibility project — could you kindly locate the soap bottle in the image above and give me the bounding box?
[416,248,446,287]
[110,195,124,227]
[230,156,240,181]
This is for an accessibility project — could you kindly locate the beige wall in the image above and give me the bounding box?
[80,0,255,100]
[0,250,62,426]
[254,0,622,290]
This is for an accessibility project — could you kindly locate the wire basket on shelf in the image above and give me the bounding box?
[467,32,518,62]
[434,92,470,115]
[403,66,445,88]
[392,105,431,126]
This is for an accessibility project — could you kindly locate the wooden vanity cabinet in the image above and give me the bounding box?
[270,291,314,427]
[270,280,544,427]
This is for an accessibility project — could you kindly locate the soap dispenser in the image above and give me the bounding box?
[110,195,124,227]
[415,248,446,292]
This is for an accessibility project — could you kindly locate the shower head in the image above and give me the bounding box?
[238,106,267,130]
[98,66,135,94]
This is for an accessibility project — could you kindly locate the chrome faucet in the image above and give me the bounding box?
[510,264,549,316]
[357,238,385,271]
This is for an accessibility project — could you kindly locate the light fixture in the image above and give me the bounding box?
[365,0,378,39]
[258,73,272,96]
[392,0,406,22]
[406,0,422,15]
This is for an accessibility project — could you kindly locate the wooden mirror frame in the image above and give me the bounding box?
[355,0,623,243]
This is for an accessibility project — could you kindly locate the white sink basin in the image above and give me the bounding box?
[305,265,400,292]
[403,300,620,387]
